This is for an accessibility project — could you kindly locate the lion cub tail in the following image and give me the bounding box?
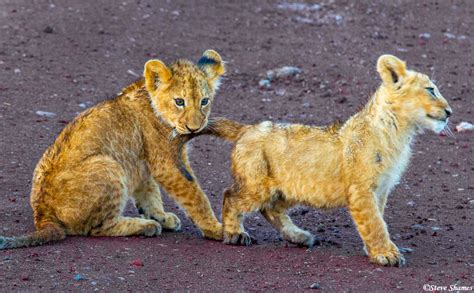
[204,118,247,142]
[0,222,66,250]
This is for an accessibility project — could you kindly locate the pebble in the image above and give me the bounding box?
[277,3,321,11]
[411,224,426,231]
[130,259,144,267]
[258,79,271,88]
[73,274,84,281]
[36,110,57,118]
[266,66,301,80]
[419,33,431,39]
[431,227,442,231]
[43,26,54,34]
[444,32,456,39]
[79,101,93,109]
[455,122,473,132]
[310,282,322,289]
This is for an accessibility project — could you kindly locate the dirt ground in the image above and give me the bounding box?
[0,0,473,291]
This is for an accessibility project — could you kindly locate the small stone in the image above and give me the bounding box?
[78,101,93,109]
[273,66,302,79]
[43,26,54,34]
[399,247,414,253]
[73,274,84,281]
[444,32,456,39]
[431,227,442,231]
[419,33,431,40]
[258,79,271,88]
[310,282,321,289]
[456,122,473,132]
[36,110,57,118]
[14,68,21,74]
[130,259,143,268]
[410,224,426,232]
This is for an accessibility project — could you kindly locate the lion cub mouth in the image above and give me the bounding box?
[427,114,447,122]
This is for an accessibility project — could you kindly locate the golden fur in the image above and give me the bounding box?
[206,55,452,266]
[0,50,226,249]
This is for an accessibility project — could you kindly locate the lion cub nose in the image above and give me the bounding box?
[445,108,452,118]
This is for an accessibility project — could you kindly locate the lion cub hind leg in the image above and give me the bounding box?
[222,187,261,246]
[348,185,405,267]
[91,216,161,237]
[133,177,181,231]
[261,198,315,248]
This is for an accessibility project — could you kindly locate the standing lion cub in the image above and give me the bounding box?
[0,50,225,249]
[207,55,452,266]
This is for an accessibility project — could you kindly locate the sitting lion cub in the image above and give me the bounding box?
[207,55,452,266]
[0,50,225,249]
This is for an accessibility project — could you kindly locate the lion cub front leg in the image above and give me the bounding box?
[348,185,405,267]
[152,164,222,240]
[133,177,181,231]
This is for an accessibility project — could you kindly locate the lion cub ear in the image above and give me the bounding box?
[144,59,172,94]
[377,55,407,87]
[197,49,226,91]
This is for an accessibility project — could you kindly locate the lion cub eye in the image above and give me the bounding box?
[425,87,437,99]
[174,98,185,107]
[201,98,209,106]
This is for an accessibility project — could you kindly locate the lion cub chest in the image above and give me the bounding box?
[374,144,412,198]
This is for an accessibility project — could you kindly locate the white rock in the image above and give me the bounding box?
[36,110,56,118]
[267,66,302,80]
[444,32,456,39]
[259,79,271,88]
[277,3,321,11]
[456,122,473,132]
[419,33,431,39]
[79,101,93,109]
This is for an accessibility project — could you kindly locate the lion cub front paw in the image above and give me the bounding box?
[160,212,181,231]
[223,231,252,246]
[142,221,162,237]
[201,223,223,240]
[369,243,406,267]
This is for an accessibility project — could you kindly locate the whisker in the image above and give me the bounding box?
[444,125,455,138]
[168,129,178,143]
[448,126,455,137]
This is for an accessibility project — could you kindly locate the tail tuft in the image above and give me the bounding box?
[203,118,246,142]
[0,222,65,250]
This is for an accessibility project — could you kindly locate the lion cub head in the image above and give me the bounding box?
[377,55,453,134]
[143,50,225,134]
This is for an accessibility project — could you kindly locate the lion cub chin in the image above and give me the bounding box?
[207,54,452,267]
[0,50,226,250]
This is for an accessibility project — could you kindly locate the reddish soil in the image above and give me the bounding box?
[0,0,472,291]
